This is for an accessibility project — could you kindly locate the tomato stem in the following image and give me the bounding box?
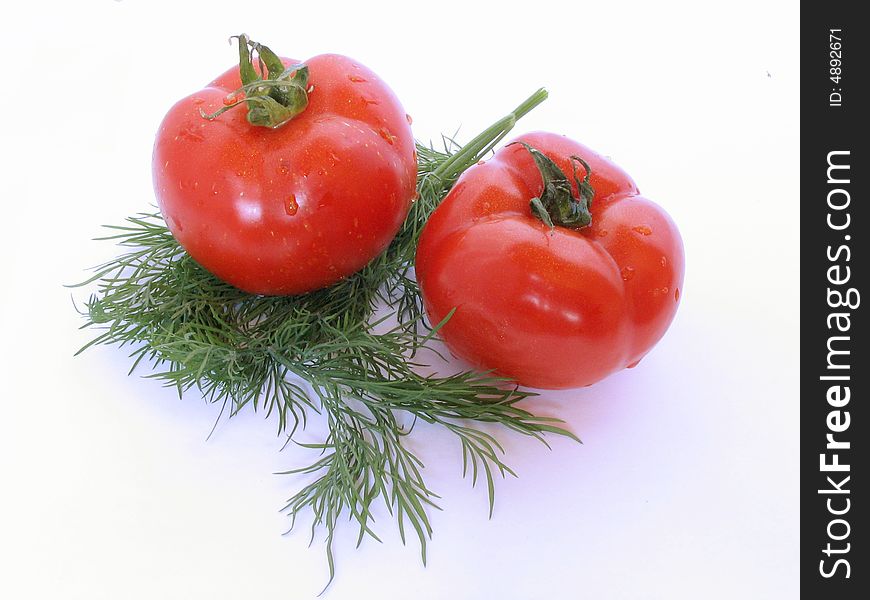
[430,88,549,184]
[200,34,310,129]
[511,142,594,230]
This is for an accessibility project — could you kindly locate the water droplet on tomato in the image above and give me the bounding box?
[177,126,205,143]
[477,160,486,166]
[169,215,183,232]
[660,256,668,267]
[284,194,299,216]
[627,359,641,369]
[597,229,608,237]
[674,288,681,302]
[632,225,652,236]
[378,127,396,145]
[191,97,205,105]
[620,266,635,281]
[348,75,367,83]
[405,113,413,125]
[223,93,242,106]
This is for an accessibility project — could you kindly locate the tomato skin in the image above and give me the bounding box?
[153,54,416,295]
[415,132,684,389]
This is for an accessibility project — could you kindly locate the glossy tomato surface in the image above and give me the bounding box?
[153,54,416,295]
[415,132,684,389]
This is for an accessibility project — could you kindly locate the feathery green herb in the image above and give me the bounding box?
[75,88,574,585]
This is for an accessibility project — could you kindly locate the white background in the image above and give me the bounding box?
[1,1,799,598]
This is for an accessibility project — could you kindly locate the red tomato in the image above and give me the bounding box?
[415,132,684,389]
[153,40,416,295]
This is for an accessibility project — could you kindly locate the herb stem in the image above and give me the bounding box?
[430,88,548,183]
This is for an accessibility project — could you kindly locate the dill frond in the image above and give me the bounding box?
[75,89,572,585]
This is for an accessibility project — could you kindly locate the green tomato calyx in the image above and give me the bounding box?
[512,142,594,230]
[200,34,310,129]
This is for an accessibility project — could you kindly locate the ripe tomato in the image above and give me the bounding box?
[153,37,416,295]
[415,132,684,389]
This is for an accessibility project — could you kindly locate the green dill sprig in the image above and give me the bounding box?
[74,88,573,586]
